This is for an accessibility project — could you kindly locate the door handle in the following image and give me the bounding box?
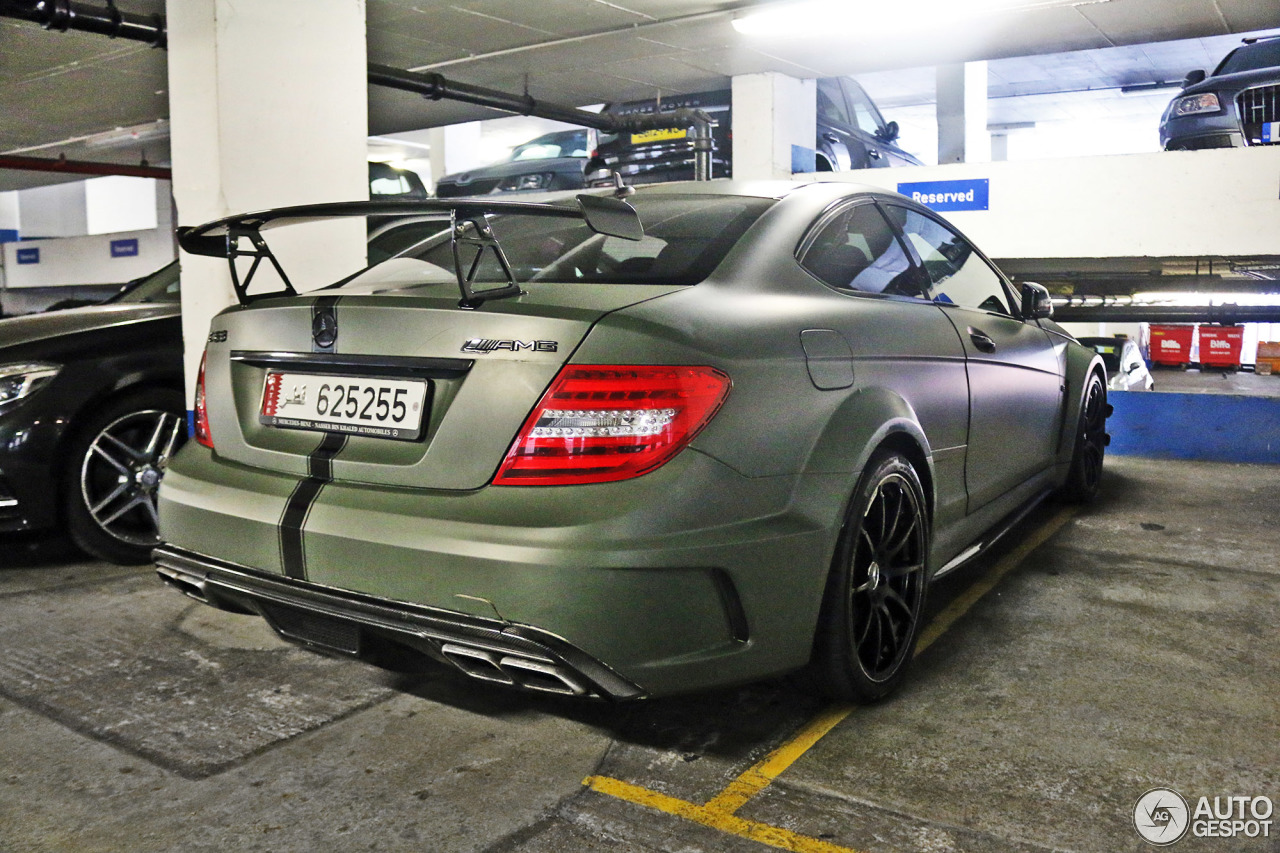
[968,328,996,353]
[822,132,840,143]
[866,148,882,159]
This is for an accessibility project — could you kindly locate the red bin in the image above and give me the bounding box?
[1149,324,1195,367]
[1198,325,1244,370]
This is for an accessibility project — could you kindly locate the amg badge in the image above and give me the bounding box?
[462,339,558,353]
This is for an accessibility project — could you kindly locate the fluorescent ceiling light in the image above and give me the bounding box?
[731,0,1113,38]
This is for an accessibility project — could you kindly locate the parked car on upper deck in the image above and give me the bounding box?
[435,129,594,197]
[585,77,921,187]
[1160,34,1280,150]
[156,180,1107,702]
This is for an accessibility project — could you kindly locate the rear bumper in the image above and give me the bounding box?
[155,543,645,699]
[157,443,846,696]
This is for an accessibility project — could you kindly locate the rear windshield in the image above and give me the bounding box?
[1216,41,1280,75]
[369,195,773,288]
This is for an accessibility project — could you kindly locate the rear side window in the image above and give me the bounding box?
[886,206,1013,316]
[817,78,853,127]
[799,203,926,298]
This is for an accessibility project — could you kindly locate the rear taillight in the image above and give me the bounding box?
[194,351,213,449]
[494,365,731,486]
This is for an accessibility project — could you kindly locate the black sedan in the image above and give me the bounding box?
[435,129,594,197]
[0,261,186,564]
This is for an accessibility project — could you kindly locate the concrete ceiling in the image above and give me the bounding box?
[2,0,1280,192]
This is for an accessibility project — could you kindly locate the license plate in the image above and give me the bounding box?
[260,371,429,440]
[631,127,686,144]
[1263,121,1279,144]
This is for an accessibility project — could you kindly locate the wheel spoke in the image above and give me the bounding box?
[141,494,160,531]
[89,441,132,476]
[882,586,915,621]
[156,414,184,466]
[97,492,149,528]
[89,481,131,516]
[142,412,168,457]
[878,603,903,660]
[884,513,919,562]
[98,430,146,464]
[883,560,925,582]
[879,486,901,552]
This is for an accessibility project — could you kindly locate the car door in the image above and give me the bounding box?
[816,77,863,170]
[882,203,1063,513]
[795,199,971,535]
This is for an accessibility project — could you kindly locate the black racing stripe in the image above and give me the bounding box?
[279,432,347,580]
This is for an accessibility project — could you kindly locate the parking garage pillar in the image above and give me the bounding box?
[731,74,817,179]
[166,0,369,404]
[936,61,990,164]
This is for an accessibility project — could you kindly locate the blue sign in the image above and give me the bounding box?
[0,229,17,244]
[110,238,140,258]
[897,178,989,211]
[16,247,39,265]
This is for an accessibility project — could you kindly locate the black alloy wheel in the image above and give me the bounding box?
[811,450,929,702]
[1061,372,1108,503]
[63,389,187,565]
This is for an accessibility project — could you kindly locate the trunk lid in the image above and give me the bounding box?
[202,281,680,490]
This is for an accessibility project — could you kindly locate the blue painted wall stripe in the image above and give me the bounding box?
[1107,391,1280,464]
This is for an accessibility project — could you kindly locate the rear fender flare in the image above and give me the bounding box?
[804,385,937,529]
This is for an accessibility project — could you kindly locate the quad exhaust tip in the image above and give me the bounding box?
[440,643,589,696]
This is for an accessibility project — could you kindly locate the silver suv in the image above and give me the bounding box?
[1159,34,1280,150]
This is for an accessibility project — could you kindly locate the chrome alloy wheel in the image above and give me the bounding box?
[847,469,927,683]
[79,408,185,548]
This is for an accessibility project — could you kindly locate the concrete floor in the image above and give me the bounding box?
[0,456,1276,853]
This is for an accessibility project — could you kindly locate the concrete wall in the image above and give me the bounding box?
[1,228,175,288]
[814,147,1280,259]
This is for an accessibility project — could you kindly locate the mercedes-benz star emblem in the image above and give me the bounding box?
[312,309,337,349]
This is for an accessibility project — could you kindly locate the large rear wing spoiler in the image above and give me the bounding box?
[176,194,643,308]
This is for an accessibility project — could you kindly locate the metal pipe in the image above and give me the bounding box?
[367,63,717,179]
[0,153,171,179]
[1053,301,1280,324]
[0,0,166,47]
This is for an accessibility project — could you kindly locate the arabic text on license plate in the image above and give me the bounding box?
[631,127,687,144]
[260,372,429,440]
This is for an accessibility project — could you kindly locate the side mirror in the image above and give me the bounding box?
[877,120,900,142]
[1182,69,1206,88]
[1020,282,1053,320]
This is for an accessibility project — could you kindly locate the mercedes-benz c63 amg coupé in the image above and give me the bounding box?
[155,180,1108,701]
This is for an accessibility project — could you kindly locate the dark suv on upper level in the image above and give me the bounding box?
[584,76,921,187]
[1159,34,1280,150]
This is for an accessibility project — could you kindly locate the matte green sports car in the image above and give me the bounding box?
[155,180,1108,701]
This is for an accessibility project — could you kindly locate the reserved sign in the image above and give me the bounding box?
[897,178,989,211]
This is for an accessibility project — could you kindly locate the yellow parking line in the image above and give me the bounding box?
[586,504,1078,851]
[703,703,855,815]
[584,775,867,853]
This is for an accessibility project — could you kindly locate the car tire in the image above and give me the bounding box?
[809,450,929,703]
[1060,372,1108,503]
[62,388,187,565]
